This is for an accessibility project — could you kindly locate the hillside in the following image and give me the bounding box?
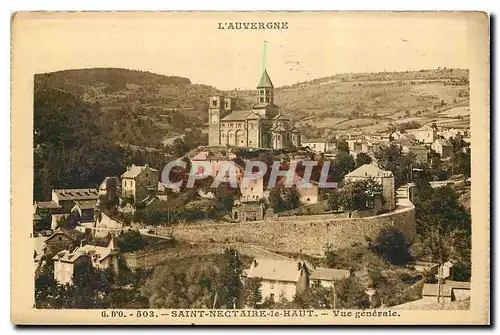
[227,68,469,138]
[35,67,469,146]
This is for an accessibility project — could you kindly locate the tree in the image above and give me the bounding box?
[330,151,355,182]
[215,183,237,211]
[327,190,342,211]
[375,144,417,188]
[116,230,146,253]
[268,184,301,213]
[243,277,263,308]
[339,178,383,215]
[355,152,372,168]
[335,277,370,309]
[372,227,411,265]
[217,248,243,309]
[412,181,471,279]
[337,140,350,154]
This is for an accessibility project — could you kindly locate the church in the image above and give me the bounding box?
[208,70,301,149]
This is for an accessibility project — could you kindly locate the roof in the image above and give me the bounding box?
[422,281,470,297]
[122,164,158,179]
[52,241,118,263]
[246,258,305,283]
[310,268,351,281]
[302,138,327,144]
[221,110,254,121]
[434,138,453,147]
[73,200,98,210]
[419,125,435,131]
[45,228,84,243]
[344,164,394,178]
[257,70,274,88]
[36,201,62,210]
[52,189,99,201]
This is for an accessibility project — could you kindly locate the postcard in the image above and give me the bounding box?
[11,11,490,325]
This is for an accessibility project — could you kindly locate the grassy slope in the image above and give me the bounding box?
[35,67,470,143]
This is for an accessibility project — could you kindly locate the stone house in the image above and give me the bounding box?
[244,258,310,304]
[344,164,395,211]
[51,188,100,212]
[44,228,88,255]
[275,172,320,206]
[239,175,265,203]
[301,139,333,153]
[431,138,453,159]
[121,164,159,201]
[231,202,265,222]
[411,125,437,144]
[52,238,119,285]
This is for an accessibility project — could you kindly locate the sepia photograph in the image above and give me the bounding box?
[11,11,489,325]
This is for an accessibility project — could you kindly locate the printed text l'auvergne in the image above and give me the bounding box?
[218,22,288,30]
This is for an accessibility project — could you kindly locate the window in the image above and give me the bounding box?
[270,293,275,302]
[212,99,217,107]
[265,97,270,103]
[260,97,264,103]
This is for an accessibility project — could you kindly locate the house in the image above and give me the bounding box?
[44,228,88,255]
[422,280,470,303]
[33,201,64,231]
[71,200,98,223]
[51,189,99,211]
[231,202,265,222]
[309,268,351,289]
[344,164,395,211]
[52,238,119,285]
[239,174,265,203]
[411,125,437,144]
[190,150,241,180]
[276,172,320,206]
[301,139,333,153]
[121,164,159,201]
[244,258,310,304]
[431,138,453,159]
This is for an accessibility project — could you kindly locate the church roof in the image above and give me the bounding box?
[257,70,274,88]
[221,110,253,121]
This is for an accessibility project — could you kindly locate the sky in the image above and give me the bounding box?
[13,12,473,90]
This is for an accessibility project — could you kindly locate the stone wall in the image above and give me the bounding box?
[160,203,416,257]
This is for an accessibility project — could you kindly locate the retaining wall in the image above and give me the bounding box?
[158,204,416,257]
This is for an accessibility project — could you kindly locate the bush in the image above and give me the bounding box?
[372,227,411,265]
